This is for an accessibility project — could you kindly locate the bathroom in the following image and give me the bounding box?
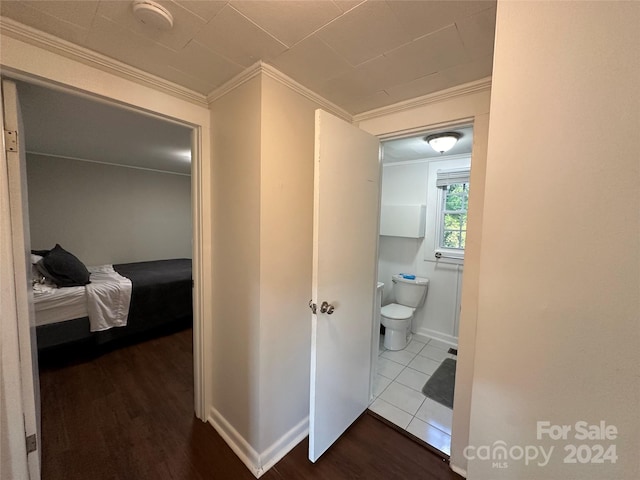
[369,126,473,456]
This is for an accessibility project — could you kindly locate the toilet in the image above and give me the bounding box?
[380,274,429,350]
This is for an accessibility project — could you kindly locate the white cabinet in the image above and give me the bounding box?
[379,204,426,238]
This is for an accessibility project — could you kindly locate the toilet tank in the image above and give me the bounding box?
[392,274,429,308]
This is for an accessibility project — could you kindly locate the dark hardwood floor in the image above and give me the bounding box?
[39,327,462,480]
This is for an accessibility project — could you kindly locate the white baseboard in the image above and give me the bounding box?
[208,407,261,477]
[414,327,458,348]
[450,463,467,478]
[208,407,308,478]
[259,416,309,474]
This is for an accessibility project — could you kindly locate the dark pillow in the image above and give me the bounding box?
[35,244,90,287]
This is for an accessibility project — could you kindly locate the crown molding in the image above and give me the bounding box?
[353,77,492,123]
[205,61,263,105]
[260,63,352,121]
[383,152,472,167]
[206,61,352,122]
[0,16,208,107]
[27,151,190,176]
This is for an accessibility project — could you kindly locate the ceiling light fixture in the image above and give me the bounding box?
[132,0,174,30]
[425,132,461,154]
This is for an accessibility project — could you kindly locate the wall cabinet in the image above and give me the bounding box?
[379,204,426,238]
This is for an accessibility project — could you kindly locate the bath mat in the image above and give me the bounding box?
[422,358,456,409]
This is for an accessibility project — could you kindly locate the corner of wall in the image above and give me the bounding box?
[208,406,262,477]
[208,407,308,478]
[257,416,309,475]
[208,69,316,478]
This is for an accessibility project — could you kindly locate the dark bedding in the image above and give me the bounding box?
[37,258,192,350]
[113,258,192,332]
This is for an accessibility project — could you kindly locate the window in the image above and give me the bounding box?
[436,169,470,258]
[441,182,469,249]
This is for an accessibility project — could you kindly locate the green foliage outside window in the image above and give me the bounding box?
[441,183,469,249]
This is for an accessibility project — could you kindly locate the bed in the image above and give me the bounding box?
[34,258,192,350]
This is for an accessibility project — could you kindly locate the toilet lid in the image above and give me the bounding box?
[381,303,414,320]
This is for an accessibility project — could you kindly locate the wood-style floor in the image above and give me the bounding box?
[39,327,463,480]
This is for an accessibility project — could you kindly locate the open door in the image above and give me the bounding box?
[0,79,41,479]
[309,110,381,462]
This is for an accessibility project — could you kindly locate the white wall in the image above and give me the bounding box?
[379,156,470,346]
[378,160,428,304]
[468,2,639,479]
[378,157,470,346]
[357,82,491,475]
[27,154,192,265]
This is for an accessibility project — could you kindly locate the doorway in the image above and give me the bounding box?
[369,124,474,456]
[1,71,209,473]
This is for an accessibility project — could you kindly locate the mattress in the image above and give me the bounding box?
[33,283,86,327]
[35,259,192,350]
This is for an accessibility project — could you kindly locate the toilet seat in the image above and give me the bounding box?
[381,303,414,320]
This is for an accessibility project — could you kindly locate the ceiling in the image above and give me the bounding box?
[4,1,490,173]
[17,81,193,174]
[383,126,473,163]
[0,0,496,115]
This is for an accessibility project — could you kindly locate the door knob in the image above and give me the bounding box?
[320,301,335,315]
[309,300,317,314]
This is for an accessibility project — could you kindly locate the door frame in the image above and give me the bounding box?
[0,68,210,420]
[0,79,36,480]
[378,117,474,390]
[358,93,491,475]
[376,118,475,143]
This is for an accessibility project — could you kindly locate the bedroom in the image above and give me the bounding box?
[17,80,195,352]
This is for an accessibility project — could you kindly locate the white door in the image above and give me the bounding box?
[309,110,381,462]
[0,79,41,479]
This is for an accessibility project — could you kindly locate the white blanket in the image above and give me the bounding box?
[85,265,132,332]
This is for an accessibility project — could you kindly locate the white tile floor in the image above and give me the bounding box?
[369,334,456,455]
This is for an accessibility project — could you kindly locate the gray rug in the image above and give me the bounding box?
[422,358,456,409]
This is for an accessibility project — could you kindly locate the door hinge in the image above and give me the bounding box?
[26,434,37,454]
[4,129,18,154]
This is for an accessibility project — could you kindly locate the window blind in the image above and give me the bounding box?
[436,168,470,188]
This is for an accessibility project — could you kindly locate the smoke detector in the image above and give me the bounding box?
[132,0,174,30]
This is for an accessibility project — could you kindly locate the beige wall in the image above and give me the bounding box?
[209,71,321,473]
[357,84,491,475]
[27,154,192,265]
[209,75,263,449]
[468,2,639,479]
[258,75,315,453]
